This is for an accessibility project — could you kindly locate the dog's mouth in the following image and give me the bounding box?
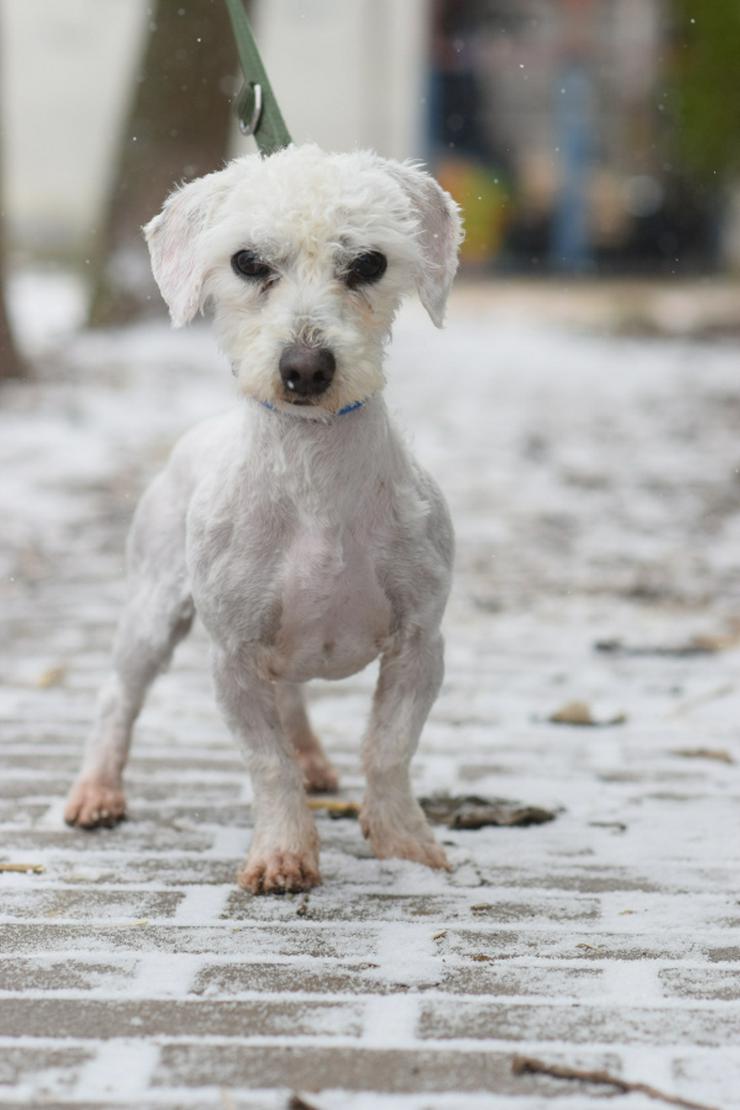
[283,395,316,407]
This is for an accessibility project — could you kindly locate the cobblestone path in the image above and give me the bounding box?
[1,296,739,1107]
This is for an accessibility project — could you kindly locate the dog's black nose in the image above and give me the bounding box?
[279,345,336,398]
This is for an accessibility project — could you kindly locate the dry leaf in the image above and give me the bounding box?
[306,798,360,819]
[671,747,735,765]
[420,794,558,829]
[549,700,626,727]
[596,621,740,658]
[36,665,66,689]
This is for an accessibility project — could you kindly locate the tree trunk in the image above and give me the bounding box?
[0,29,26,381]
[88,0,239,327]
[0,281,25,382]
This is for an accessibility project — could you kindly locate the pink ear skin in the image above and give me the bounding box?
[143,164,240,327]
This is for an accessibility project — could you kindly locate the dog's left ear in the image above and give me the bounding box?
[386,161,463,327]
[143,163,239,327]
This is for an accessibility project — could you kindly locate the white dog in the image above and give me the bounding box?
[65,144,463,894]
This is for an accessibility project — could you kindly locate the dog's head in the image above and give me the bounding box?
[144,145,463,416]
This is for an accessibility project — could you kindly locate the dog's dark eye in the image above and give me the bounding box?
[346,251,387,288]
[231,250,272,280]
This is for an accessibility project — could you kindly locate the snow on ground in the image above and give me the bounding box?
[1,273,740,1107]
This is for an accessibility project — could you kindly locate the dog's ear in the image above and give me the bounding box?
[143,164,238,328]
[385,161,463,327]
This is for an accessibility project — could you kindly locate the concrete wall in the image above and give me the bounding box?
[254,0,428,160]
[0,0,148,252]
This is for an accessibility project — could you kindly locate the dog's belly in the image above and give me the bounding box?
[262,531,392,683]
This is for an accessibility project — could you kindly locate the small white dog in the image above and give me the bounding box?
[65,144,463,894]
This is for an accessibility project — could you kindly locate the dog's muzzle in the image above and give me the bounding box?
[279,344,336,400]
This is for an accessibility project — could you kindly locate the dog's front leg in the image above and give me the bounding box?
[361,630,449,870]
[212,650,320,894]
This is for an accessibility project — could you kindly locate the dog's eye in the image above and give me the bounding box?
[231,250,272,280]
[346,251,387,288]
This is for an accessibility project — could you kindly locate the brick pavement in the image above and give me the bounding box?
[2,294,740,1107]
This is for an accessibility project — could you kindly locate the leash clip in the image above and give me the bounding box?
[237,81,263,137]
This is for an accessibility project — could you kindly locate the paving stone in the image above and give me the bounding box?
[0,998,363,1039]
[220,890,600,925]
[0,826,216,852]
[0,1045,94,1092]
[0,777,71,799]
[659,966,740,1001]
[0,923,378,959]
[418,999,740,1047]
[0,957,137,991]
[0,889,184,921]
[442,928,718,962]
[153,1044,620,1096]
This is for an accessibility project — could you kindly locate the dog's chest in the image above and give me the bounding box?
[263,524,391,682]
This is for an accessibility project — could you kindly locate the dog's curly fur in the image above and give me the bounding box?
[65,145,463,893]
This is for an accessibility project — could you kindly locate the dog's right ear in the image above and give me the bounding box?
[143,164,239,328]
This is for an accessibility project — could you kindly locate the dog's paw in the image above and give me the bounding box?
[64,780,126,829]
[237,849,321,895]
[361,804,451,871]
[297,749,339,794]
[369,830,450,871]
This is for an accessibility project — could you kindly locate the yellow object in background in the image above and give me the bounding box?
[436,157,510,267]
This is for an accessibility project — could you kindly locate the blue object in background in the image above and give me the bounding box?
[550,64,595,273]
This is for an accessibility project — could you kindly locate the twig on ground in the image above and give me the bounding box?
[666,683,734,719]
[0,862,45,874]
[512,1054,719,1110]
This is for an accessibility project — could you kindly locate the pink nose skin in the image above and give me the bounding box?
[279,345,336,399]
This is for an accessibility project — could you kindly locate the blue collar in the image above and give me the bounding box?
[259,399,365,417]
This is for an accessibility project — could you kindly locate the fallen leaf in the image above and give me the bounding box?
[420,794,558,829]
[549,700,626,727]
[671,747,735,765]
[306,798,360,819]
[596,621,740,658]
[36,665,66,689]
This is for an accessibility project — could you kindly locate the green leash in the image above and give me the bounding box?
[224,0,292,156]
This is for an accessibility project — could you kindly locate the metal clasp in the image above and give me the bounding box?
[236,81,263,137]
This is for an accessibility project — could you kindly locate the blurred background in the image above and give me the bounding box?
[2,0,740,609]
[1,0,740,371]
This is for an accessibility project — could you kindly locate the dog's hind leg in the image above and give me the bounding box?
[65,471,193,829]
[276,682,339,794]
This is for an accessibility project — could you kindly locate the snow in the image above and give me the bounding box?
[2,271,740,1107]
